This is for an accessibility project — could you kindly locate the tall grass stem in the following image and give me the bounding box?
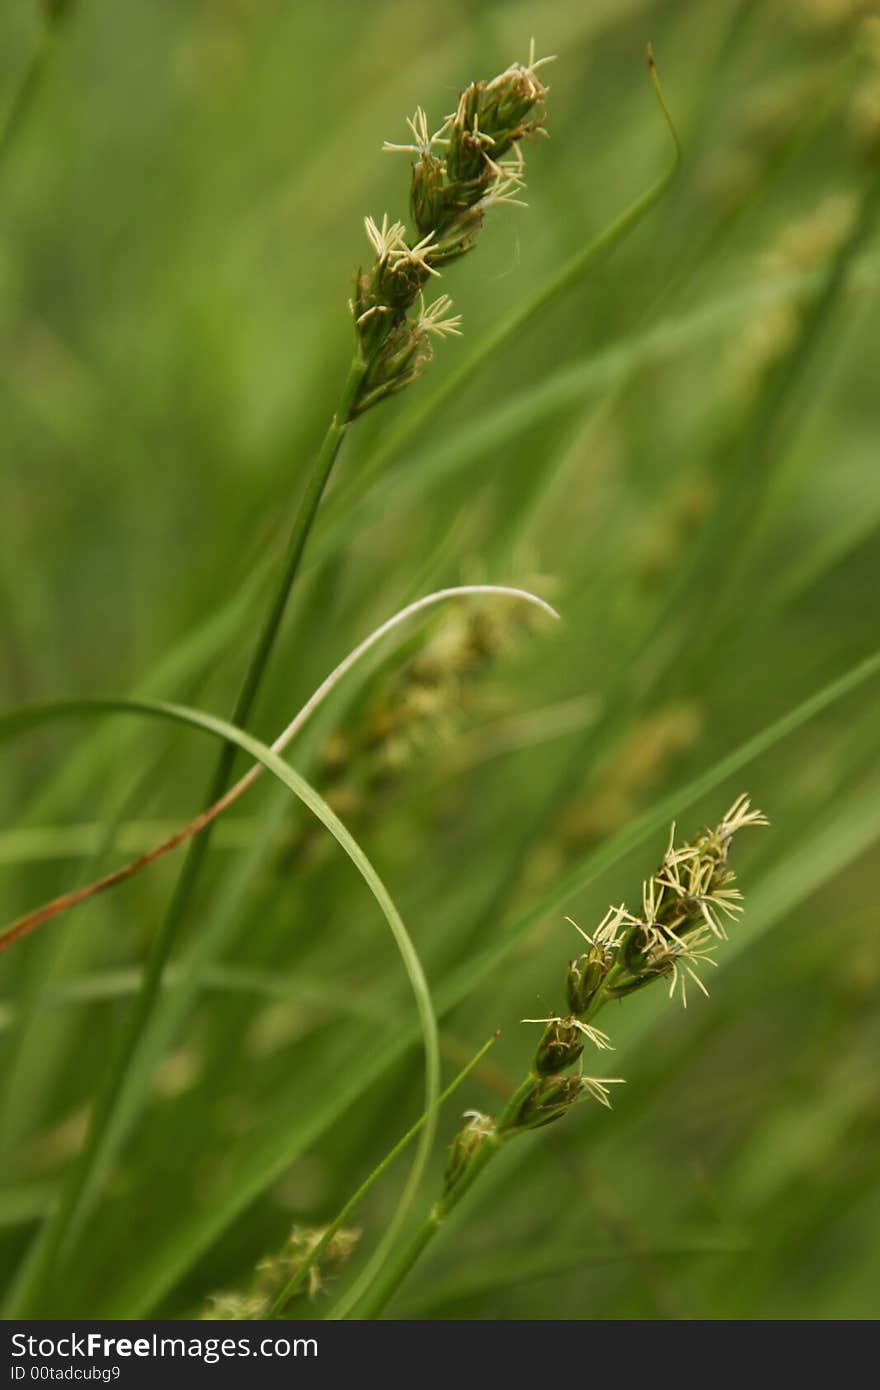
[7,356,367,1315]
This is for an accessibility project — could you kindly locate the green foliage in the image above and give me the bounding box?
[1,0,879,1320]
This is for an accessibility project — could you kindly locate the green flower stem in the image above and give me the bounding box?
[10,356,367,1317]
[351,972,628,1320]
[198,354,367,803]
[267,1032,499,1318]
[350,1072,535,1321]
[352,792,771,1320]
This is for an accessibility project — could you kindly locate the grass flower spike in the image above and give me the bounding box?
[202,1224,361,1318]
[352,41,552,414]
[459,795,767,1145]
[359,797,766,1317]
[2,50,552,1319]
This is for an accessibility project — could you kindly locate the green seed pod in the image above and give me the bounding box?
[429,209,485,267]
[443,1113,494,1193]
[411,155,453,239]
[381,258,432,314]
[607,971,660,999]
[534,1017,584,1076]
[353,324,432,417]
[445,88,486,182]
[509,1075,583,1131]
[565,950,605,1015]
[623,923,653,974]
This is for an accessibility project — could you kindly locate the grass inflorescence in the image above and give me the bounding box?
[2,1,879,1326]
[351,42,552,413]
[356,798,767,1316]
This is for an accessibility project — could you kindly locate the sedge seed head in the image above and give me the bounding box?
[350,45,550,415]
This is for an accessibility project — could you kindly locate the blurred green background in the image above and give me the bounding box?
[1,0,879,1320]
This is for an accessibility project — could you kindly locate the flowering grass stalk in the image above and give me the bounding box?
[327,44,679,512]
[204,1226,362,1319]
[6,53,552,1313]
[161,41,552,942]
[351,41,552,413]
[138,42,552,974]
[262,1033,499,1318]
[352,797,767,1319]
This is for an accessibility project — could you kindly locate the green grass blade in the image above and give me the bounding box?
[63,644,880,1316]
[1,697,440,1318]
[267,1032,499,1318]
